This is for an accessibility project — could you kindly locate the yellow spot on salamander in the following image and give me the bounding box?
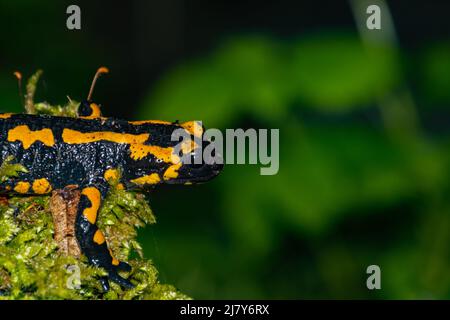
[180,139,198,154]
[129,120,172,125]
[8,125,55,149]
[80,103,102,119]
[93,230,106,245]
[104,168,120,181]
[181,121,203,138]
[81,187,101,224]
[0,113,13,119]
[14,181,30,194]
[131,173,160,185]
[32,178,52,194]
[109,249,120,266]
[90,103,101,117]
[129,144,176,162]
[62,128,149,145]
[163,163,182,180]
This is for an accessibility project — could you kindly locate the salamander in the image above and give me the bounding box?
[0,68,223,291]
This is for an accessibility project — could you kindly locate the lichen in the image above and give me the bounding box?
[0,71,190,300]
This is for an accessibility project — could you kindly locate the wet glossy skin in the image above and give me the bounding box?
[0,102,223,290]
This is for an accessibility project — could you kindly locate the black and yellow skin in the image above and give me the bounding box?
[0,101,223,290]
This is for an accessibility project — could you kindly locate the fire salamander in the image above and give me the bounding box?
[0,68,223,291]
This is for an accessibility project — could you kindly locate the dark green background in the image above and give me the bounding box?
[1,0,450,299]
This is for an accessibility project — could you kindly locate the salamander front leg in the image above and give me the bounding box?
[75,186,133,291]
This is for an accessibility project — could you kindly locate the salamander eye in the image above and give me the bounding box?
[78,100,102,118]
[156,158,163,164]
[78,101,94,117]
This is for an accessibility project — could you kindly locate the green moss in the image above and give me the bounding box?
[0,156,28,183]
[0,72,190,300]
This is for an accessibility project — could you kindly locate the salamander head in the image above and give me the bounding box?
[168,138,224,185]
[124,120,223,188]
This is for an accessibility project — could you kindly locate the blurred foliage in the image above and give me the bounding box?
[138,32,450,299]
[140,33,400,125]
[420,43,450,104]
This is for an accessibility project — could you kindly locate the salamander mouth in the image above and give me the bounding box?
[165,162,224,184]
